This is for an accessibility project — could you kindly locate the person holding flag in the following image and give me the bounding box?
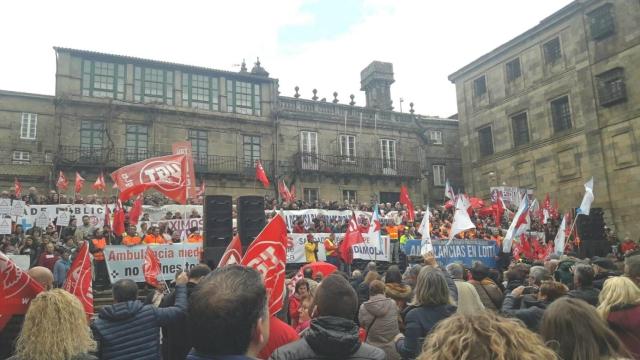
[503,194,531,253]
[338,212,365,268]
[418,205,433,255]
[323,233,339,267]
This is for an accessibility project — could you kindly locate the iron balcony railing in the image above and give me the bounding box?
[293,152,421,178]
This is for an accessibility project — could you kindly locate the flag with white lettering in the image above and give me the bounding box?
[63,241,93,318]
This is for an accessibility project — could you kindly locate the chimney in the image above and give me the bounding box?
[360,61,394,110]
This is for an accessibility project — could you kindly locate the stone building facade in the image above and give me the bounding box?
[448,0,640,236]
[0,48,461,206]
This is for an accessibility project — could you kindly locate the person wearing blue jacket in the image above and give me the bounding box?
[91,272,188,360]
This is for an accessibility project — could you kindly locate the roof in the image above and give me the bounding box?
[447,1,581,82]
[0,89,54,101]
[54,47,274,82]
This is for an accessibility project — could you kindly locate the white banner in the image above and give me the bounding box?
[141,205,203,222]
[17,204,109,230]
[8,254,31,271]
[286,233,390,263]
[103,243,202,283]
[277,209,403,231]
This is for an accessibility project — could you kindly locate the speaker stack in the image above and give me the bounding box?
[236,195,266,246]
[203,195,233,266]
[575,208,608,258]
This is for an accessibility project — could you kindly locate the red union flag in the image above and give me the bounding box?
[144,247,161,288]
[63,241,93,318]
[255,161,270,188]
[399,185,415,222]
[0,251,44,331]
[338,212,365,265]
[92,173,106,191]
[111,154,188,204]
[75,172,86,194]
[14,178,22,198]
[172,141,197,200]
[218,235,243,267]
[56,171,69,191]
[241,214,287,316]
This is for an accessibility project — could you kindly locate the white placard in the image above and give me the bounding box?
[10,200,26,217]
[8,255,30,271]
[56,211,70,227]
[0,218,12,234]
[35,211,50,228]
[0,199,11,215]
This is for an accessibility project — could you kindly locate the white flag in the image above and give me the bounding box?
[419,206,432,254]
[577,177,594,216]
[448,197,475,245]
[503,195,530,253]
[554,215,567,256]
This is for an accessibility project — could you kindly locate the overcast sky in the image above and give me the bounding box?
[1,0,572,117]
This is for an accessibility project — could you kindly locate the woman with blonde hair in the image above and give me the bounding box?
[417,312,557,360]
[10,289,96,360]
[596,276,640,358]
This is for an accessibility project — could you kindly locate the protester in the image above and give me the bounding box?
[89,229,108,289]
[468,262,503,311]
[302,267,319,294]
[91,273,188,359]
[143,226,165,245]
[359,280,401,360]
[596,276,640,358]
[187,265,269,360]
[17,236,38,268]
[395,266,456,359]
[625,253,640,287]
[304,234,318,263]
[501,280,568,331]
[568,264,600,306]
[160,264,211,360]
[358,270,380,305]
[323,233,339,267]
[8,289,97,360]
[270,274,385,360]
[186,227,203,243]
[541,297,633,360]
[122,225,142,246]
[258,315,299,360]
[77,215,96,240]
[53,248,72,288]
[295,297,314,333]
[592,256,620,290]
[288,279,310,328]
[417,312,557,360]
[27,266,54,290]
[403,264,421,289]
[445,263,485,315]
[36,243,59,273]
[384,265,412,315]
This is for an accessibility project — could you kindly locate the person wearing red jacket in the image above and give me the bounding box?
[37,243,59,272]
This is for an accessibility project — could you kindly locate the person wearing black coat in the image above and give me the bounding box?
[567,264,600,306]
[91,273,189,360]
[501,281,567,332]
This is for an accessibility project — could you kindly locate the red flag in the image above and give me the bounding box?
[241,214,288,316]
[143,247,162,288]
[128,195,143,226]
[172,141,197,200]
[56,171,68,191]
[493,192,504,227]
[218,235,243,267]
[63,241,93,317]
[0,251,44,330]
[290,184,296,202]
[399,185,415,222]
[14,178,22,199]
[255,161,270,188]
[75,172,85,194]
[112,201,126,236]
[110,154,188,204]
[278,179,293,202]
[92,173,106,191]
[104,204,111,229]
[196,179,206,197]
[338,212,365,265]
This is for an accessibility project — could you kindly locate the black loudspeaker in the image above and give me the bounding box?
[576,208,608,258]
[237,196,266,246]
[204,195,233,248]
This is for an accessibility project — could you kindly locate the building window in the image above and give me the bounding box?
[380,139,397,172]
[342,190,357,203]
[473,76,487,97]
[182,73,219,110]
[339,135,356,161]
[125,124,149,162]
[303,188,319,203]
[432,165,446,187]
[379,192,400,204]
[596,68,626,106]
[82,60,125,99]
[12,151,30,164]
[300,131,318,170]
[543,37,562,64]
[243,135,261,167]
[588,4,615,41]
[227,80,261,116]
[20,113,37,140]
[550,96,572,133]
[430,130,443,145]
[511,112,530,146]
[478,126,494,157]
[134,67,174,105]
[80,120,104,149]
[45,152,53,163]
[188,129,208,165]
[506,58,522,81]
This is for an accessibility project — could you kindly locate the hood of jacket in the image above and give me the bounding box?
[607,304,640,332]
[99,300,145,321]
[385,282,412,300]
[305,316,361,357]
[363,294,395,317]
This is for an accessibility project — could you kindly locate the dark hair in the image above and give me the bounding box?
[315,274,358,319]
[112,279,138,302]
[188,264,211,280]
[470,262,489,281]
[574,264,594,287]
[303,267,313,279]
[385,265,403,284]
[295,279,309,294]
[369,280,386,296]
[188,265,267,355]
[539,281,567,302]
[541,297,631,360]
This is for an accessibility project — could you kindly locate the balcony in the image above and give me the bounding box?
[56,146,274,179]
[293,152,420,178]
